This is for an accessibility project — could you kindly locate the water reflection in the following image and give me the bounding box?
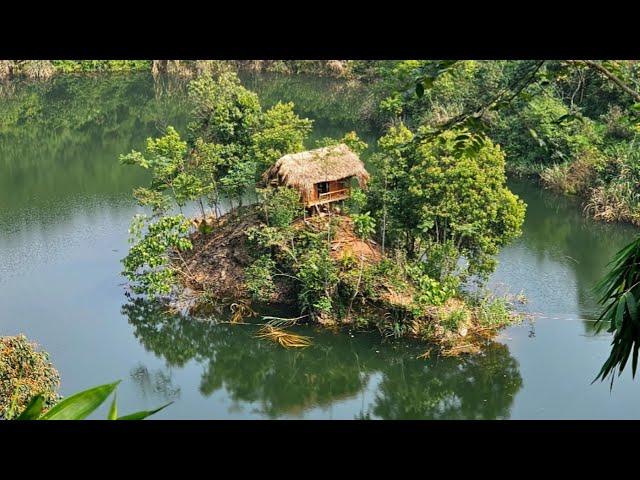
[0,74,190,231]
[370,343,522,419]
[130,363,181,402]
[493,179,637,326]
[123,297,523,419]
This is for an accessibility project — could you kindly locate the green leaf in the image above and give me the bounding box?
[40,381,121,420]
[528,128,545,148]
[16,395,45,420]
[415,82,424,98]
[626,291,638,325]
[117,401,173,420]
[631,103,640,111]
[107,393,118,420]
[554,113,584,125]
[615,296,626,329]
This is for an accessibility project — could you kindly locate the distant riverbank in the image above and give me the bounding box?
[0,60,356,81]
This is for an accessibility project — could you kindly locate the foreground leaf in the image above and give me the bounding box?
[107,393,118,420]
[16,395,45,420]
[40,381,120,420]
[117,402,173,420]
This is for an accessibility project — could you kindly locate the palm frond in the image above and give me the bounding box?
[230,301,256,324]
[256,325,312,348]
[262,314,309,328]
[593,237,640,385]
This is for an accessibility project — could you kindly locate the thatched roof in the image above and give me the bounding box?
[262,144,370,197]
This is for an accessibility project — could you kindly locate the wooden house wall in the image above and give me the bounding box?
[302,177,351,206]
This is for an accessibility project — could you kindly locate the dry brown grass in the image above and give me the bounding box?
[230,301,256,324]
[585,184,640,225]
[540,154,598,196]
[256,325,312,348]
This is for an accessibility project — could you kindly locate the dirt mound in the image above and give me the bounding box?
[300,214,382,264]
[178,207,259,302]
[177,210,379,306]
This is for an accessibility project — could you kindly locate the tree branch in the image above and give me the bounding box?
[577,60,640,103]
[414,60,546,141]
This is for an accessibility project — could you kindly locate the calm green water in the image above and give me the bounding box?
[1,73,639,419]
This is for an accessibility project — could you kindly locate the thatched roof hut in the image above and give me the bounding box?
[262,144,370,203]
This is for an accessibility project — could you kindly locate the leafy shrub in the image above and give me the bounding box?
[346,187,368,214]
[122,214,193,295]
[297,249,339,316]
[439,304,471,331]
[262,187,304,227]
[0,335,60,420]
[475,295,514,328]
[245,255,277,301]
[352,212,376,239]
[51,60,151,73]
[405,262,456,307]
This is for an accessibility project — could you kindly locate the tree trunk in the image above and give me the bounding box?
[152,60,168,76]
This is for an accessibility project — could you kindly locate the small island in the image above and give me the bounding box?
[119,71,526,355]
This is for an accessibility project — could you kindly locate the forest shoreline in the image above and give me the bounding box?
[0,60,356,81]
[4,61,638,231]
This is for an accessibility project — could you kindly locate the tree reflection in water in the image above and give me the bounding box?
[122,297,523,419]
[130,363,181,402]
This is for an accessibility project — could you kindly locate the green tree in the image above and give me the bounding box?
[122,214,192,296]
[369,124,525,281]
[367,123,415,255]
[120,126,190,215]
[187,71,261,148]
[251,101,313,173]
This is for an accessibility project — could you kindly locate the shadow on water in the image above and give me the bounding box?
[122,297,523,419]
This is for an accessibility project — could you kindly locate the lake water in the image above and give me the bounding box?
[1,72,639,419]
